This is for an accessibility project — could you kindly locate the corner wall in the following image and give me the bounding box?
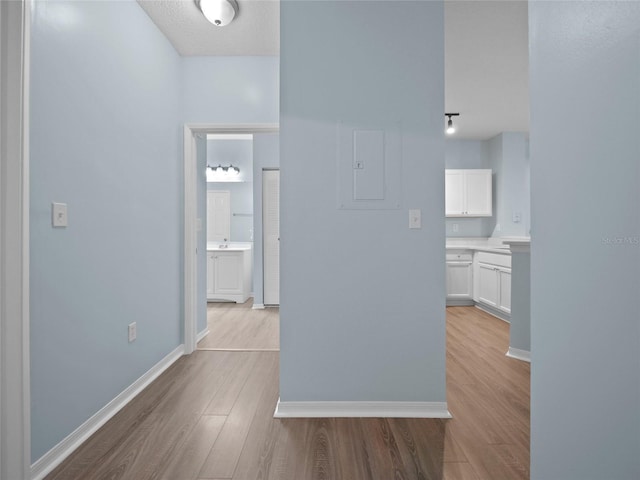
[279,0,446,406]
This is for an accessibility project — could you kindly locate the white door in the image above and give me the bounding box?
[214,252,243,295]
[477,263,499,307]
[446,262,473,299]
[445,171,465,216]
[465,170,492,216]
[498,269,512,314]
[263,169,280,305]
[207,190,231,243]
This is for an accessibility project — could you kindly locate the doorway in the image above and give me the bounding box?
[183,124,279,354]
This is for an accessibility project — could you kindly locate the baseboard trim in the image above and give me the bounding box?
[506,347,531,363]
[31,345,185,480]
[196,328,210,343]
[273,399,452,419]
[474,303,510,323]
[252,303,265,310]
[446,298,474,307]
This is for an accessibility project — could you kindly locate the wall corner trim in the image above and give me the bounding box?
[273,399,452,419]
[196,328,210,343]
[30,345,185,480]
[506,347,531,363]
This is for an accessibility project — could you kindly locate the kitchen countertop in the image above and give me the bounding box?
[446,237,530,255]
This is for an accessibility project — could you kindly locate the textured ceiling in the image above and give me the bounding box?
[138,0,528,140]
[137,0,279,56]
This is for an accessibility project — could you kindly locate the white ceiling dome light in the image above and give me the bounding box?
[197,0,239,27]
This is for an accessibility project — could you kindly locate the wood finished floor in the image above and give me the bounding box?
[46,306,530,480]
[198,300,279,351]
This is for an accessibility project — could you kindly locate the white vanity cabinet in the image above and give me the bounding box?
[445,169,492,217]
[207,245,251,303]
[474,251,511,317]
[446,250,473,305]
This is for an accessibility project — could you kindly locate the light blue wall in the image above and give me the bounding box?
[182,56,279,124]
[30,0,182,461]
[280,1,446,402]
[530,2,640,479]
[489,132,529,238]
[206,138,254,242]
[509,248,530,352]
[252,134,280,307]
[445,139,493,237]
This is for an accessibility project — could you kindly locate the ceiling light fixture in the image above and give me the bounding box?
[196,0,239,27]
[445,113,460,135]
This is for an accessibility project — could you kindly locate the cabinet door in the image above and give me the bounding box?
[464,170,492,216]
[206,253,216,299]
[477,263,499,307]
[213,252,243,295]
[498,269,511,313]
[446,262,472,298]
[445,171,465,216]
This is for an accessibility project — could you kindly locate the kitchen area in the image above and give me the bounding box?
[445,132,531,362]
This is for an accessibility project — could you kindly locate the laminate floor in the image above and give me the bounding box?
[198,299,279,351]
[45,306,530,480]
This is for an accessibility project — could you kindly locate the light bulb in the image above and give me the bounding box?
[446,118,455,135]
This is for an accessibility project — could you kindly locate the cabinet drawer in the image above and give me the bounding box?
[446,251,472,262]
[476,251,511,268]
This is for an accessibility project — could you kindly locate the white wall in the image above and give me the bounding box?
[279,1,446,404]
[529,2,640,478]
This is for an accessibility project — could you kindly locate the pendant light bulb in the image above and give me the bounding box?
[445,113,459,135]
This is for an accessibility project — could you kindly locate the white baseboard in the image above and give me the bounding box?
[506,347,531,363]
[196,328,210,343]
[252,303,265,310]
[31,345,185,480]
[273,399,452,419]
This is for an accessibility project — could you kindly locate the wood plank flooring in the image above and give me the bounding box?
[46,306,529,480]
[198,300,279,351]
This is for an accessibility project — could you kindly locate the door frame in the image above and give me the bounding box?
[183,124,278,353]
[0,0,31,477]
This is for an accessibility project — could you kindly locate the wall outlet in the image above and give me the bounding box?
[128,322,137,343]
[452,223,459,233]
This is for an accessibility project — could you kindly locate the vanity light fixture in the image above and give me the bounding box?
[445,113,460,135]
[196,0,239,27]
[206,164,240,182]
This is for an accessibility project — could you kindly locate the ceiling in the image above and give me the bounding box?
[138,0,528,140]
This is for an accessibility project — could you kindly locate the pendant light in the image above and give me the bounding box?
[197,0,239,27]
[445,113,460,135]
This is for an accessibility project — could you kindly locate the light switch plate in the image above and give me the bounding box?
[52,202,68,227]
[409,209,421,229]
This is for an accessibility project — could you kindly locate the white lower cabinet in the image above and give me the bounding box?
[207,248,251,303]
[474,251,511,317]
[446,251,473,305]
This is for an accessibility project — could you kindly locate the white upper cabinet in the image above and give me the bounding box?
[445,169,492,217]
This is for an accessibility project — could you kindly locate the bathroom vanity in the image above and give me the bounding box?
[206,243,252,303]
